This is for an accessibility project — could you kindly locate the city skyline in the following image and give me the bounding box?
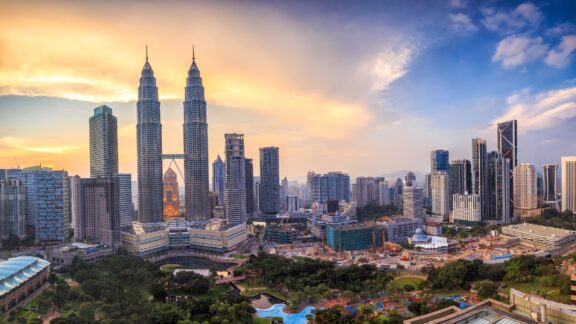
[1,1,576,182]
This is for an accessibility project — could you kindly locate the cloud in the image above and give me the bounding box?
[492,35,548,68]
[448,0,467,9]
[492,86,576,133]
[545,35,576,68]
[546,23,576,37]
[371,45,415,92]
[481,2,542,33]
[449,13,478,33]
[24,146,77,153]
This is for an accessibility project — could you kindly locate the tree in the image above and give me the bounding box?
[475,281,499,300]
[145,303,186,324]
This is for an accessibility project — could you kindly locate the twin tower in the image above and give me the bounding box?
[137,47,210,223]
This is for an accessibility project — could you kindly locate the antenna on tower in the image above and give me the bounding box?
[192,45,195,61]
[146,45,149,62]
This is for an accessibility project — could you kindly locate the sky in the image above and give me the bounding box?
[1,0,575,183]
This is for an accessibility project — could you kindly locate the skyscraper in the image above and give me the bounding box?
[0,177,26,240]
[452,194,481,226]
[562,157,576,213]
[497,120,517,219]
[472,138,488,219]
[280,177,289,212]
[69,175,81,238]
[259,147,280,216]
[136,48,163,223]
[78,177,121,250]
[22,167,70,243]
[308,172,350,204]
[225,134,246,225]
[163,168,180,220]
[431,150,450,172]
[355,177,378,207]
[254,176,261,213]
[245,158,255,218]
[403,185,424,219]
[114,173,133,227]
[89,105,118,178]
[487,152,510,224]
[449,159,472,196]
[542,164,559,209]
[183,49,210,221]
[513,163,537,212]
[431,171,449,220]
[212,155,225,207]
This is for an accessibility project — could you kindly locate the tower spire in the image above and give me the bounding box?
[146,45,148,62]
[192,45,195,62]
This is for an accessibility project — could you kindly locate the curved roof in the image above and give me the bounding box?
[0,256,50,297]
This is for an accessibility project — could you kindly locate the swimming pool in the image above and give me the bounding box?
[255,303,315,324]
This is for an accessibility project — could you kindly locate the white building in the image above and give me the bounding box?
[562,157,576,213]
[452,193,481,226]
[502,223,576,248]
[431,171,449,220]
[513,163,537,212]
[403,185,424,219]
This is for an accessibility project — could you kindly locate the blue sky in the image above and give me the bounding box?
[0,0,575,181]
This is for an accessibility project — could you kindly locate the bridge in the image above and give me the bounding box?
[215,275,245,285]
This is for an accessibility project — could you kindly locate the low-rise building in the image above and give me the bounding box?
[189,220,247,252]
[409,228,448,254]
[0,256,50,313]
[326,223,384,251]
[510,288,576,323]
[378,217,423,242]
[48,242,115,266]
[501,223,576,248]
[121,222,169,257]
[264,224,299,244]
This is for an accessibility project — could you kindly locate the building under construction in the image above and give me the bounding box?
[326,223,384,251]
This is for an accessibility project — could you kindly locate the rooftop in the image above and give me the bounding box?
[0,256,50,297]
[503,223,575,238]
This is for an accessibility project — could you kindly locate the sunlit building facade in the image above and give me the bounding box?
[163,168,180,220]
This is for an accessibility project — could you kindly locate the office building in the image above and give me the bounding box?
[77,177,121,250]
[0,178,26,240]
[89,105,118,178]
[403,185,424,219]
[472,138,488,219]
[452,194,481,226]
[355,177,382,207]
[449,159,472,196]
[22,167,70,243]
[259,147,280,215]
[489,153,511,224]
[378,217,422,242]
[280,177,288,212]
[287,195,299,213]
[378,180,389,205]
[562,157,576,213]
[114,173,133,227]
[497,120,518,219]
[245,158,255,218]
[404,172,416,187]
[308,172,350,204]
[254,176,260,213]
[513,163,537,212]
[212,155,225,207]
[163,168,180,220]
[225,134,246,225]
[183,50,210,221]
[542,164,559,209]
[431,171,449,220]
[136,49,163,223]
[0,256,50,313]
[431,150,449,172]
[69,175,81,239]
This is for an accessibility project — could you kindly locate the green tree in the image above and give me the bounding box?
[475,281,499,300]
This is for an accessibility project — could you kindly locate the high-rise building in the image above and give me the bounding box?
[449,160,472,196]
[280,177,289,212]
[542,164,559,209]
[394,178,404,207]
[89,105,118,178]
[0,178,26,240]
[114,173,133,227]
[487,152,511,224]
[403,185,424,219]
[163,168,180,220]
[355,177,378,207]
[431,171,449,220]
[497,120,517,218]
[69,175,81,236]
[225,134,246,225]
[423,173,431,208]
[431,150,450,172]
[212,155,225,207]
[287,195,299,213]
[254,176,261,213]
[183,50,210,221]
[22,167,70,243]
[78,177,121,250]
[136,48,163,223]
[245,158,255,218]
[513,163,537,212]
[472,138,488,219]
[378,180,389,205]
[562,157,576,213]
[404,172,416,187]
[259,147,280,215]
[452,194,481,226]
[308,172,350,204]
